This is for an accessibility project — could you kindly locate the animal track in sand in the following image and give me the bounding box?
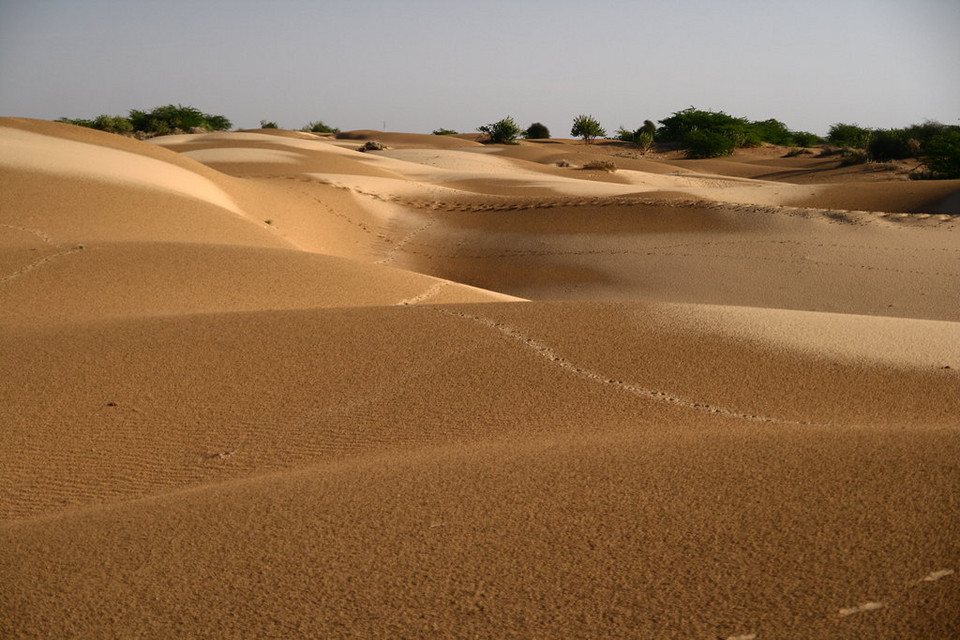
[0,223,58,246]
[331,187,958,225]
[0,245,86,284]
[428,307,811,426]
[396,281,450,306]
[724,567,954,638]
[376,216,438,265]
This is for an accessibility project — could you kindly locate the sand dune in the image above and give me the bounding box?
[1,119,957,638]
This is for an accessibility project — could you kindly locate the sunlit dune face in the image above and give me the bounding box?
[0,127,243,214]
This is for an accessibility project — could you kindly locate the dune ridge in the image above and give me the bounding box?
[1,119,957,638]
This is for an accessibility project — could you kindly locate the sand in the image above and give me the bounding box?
[1,119,958,638]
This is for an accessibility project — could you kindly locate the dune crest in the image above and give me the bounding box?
[0,126,243,215]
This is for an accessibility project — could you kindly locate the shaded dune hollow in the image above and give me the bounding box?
[1,119,958,639]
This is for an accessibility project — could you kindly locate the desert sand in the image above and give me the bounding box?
[1,117,958,638]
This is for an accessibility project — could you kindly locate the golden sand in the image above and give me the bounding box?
[1,118,957,638]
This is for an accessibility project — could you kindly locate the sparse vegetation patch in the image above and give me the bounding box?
[478,117,522,144]
[571,114,606,144]
[582,159,617,172]
[302,120,340,134]
[357,140,387,152]
[524,122,551,139]
[57,104,232,137]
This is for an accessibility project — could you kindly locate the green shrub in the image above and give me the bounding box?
[524,122,551,139]
[921,130,960,179]
[58,106,230,136]
[684,130,737,158]
[205,115,232,131]
[259,120,279,129]
[868,129,917,161]
[130,105,198,132]
[615,126,655,153]
[658,107,748,143]
[93,115,134,134]
[640,120,657,137]
[903,120,950,145]
[582,159,616,172]
[303,120,340,134]
[127,104,231,134]
[55,117,95,128]
[635,131,655,153]
[56,115,134,134]
[827,123,871,149]
[839,148,868,166]
[478,116,522,144]
[749,118,794,146]
[660,107,822,153]
[571,114,605,143]
[432,128,458,135]
[614,126,636,143]
[792,131,823,147]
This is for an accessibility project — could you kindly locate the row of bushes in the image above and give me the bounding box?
[56,105,959,179]
[472,118,554,143]
[474,115,612,145]
[57,106,345,137]
[470,109,959,179]
[654,108,823,158]
[826,121,960,177]
[473,109,822,155]
[57,105,232,136]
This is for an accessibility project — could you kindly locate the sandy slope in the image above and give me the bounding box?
[1,120,958,639]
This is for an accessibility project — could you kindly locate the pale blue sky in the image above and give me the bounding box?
[1,0,957,136]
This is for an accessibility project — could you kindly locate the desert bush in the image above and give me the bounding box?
[658,107,757,157]
[635,131,655,154]
[615,122,656,153]
[867,129,917,161]
[524,122,551,139]
[55,117,95,128]
[432,128,458,135]
[56,114,135,134]
[56,114,133,135]
[920,130,960,179]
[127,104,231,135]
[749,118,794,146]
[259,120,279,129]
[204,114,232,131]
[660,107,821,154]
[582,159,616,172]
[614,126,636,143]
[303,120,340,134]
[357,140,386,152]
[555,159,572,167]
[902,120,950,145]
[92,114,134,134]
[59,109,233,137]
[792,131,823,147]
[783,148,812,157]
[827,123,871,149]
[839,148,868,166]
[571,114,606,143]
[130,105,193,133]
[658,107,747,143]
[684,130,737,158]
[478,116,522,144]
